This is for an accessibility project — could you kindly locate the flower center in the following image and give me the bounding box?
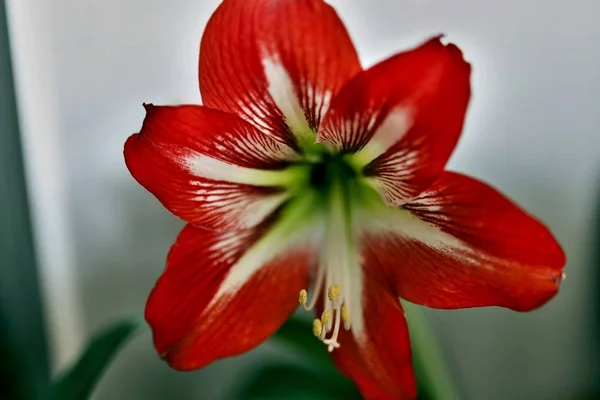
[295,153,361,352]
[307,153,357,189]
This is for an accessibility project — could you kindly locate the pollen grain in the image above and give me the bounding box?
[327,284,341,301]
[298,289,308,305]
[312,319,323,337]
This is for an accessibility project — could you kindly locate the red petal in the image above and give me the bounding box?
[318,36,471,205]
[329,277,416,400]
[362,171,566,311]
[199,0,361,145]
[146,223,317,370]
[124,104,297,231]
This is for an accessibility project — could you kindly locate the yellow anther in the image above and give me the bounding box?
[312,319,323,337]
[298,289,308,305]
[341,304,350,324]
[327,285,341,301]
[320,310,331,325]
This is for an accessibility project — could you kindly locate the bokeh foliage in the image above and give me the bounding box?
[1,0,49,397]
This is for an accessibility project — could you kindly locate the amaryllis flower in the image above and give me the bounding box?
[124,0,566,398]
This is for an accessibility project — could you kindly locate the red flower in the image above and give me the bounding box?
[124,1,566,398]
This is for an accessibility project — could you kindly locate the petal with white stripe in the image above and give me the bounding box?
[199,0,361,146]
[327,275,417,400]
[318,36,471,205]
[124,104,301,231]
[360,172,566,311]
[146,195,323,370]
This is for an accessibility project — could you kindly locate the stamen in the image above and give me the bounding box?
[297,283,350,350]
[298,289,307,306]
[294,179,359,352]
[328,285,341,301]
[323,304,342,352]
[300,262,326,311]
[312,319,323,337]
[295,169,360,352]
[341,304,351,331]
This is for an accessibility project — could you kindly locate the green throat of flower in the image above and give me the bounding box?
[260,139,384,352]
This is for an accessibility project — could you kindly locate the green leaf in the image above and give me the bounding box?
[273,312,461,400]
[49,318,141,400]
[404,302,461,400]
[240,363,361,400]
[1,0,50,398]
[272,316,334,370]
[267,317,362,399]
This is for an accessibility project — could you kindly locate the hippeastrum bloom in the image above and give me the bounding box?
[124,0,566,398]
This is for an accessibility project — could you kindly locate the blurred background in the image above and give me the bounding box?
[1,0,599,399]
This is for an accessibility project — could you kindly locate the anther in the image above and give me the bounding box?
[320,310,331,326]
[298,289,308,306]
[341,304,351,330]
[327,285,341,301]
[312,319,323,337]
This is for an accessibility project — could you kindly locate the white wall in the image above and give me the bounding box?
[7,0,600,398]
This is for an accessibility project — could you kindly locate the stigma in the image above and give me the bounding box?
[299,284,351,352]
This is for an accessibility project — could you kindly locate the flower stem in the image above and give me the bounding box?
[402,301,461,400]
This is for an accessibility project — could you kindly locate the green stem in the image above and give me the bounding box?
[403,301,461,400]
